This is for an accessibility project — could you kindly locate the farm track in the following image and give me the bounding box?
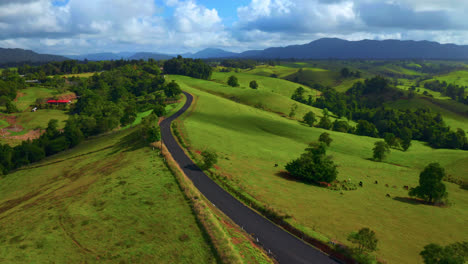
[160,91,338,264]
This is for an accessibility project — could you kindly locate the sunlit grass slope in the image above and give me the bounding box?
[175,79,468,264]
[0,128,217,263]
[171,75,328,121]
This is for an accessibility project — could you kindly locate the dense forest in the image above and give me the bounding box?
[163,56,212,80]
[292,76,468,150]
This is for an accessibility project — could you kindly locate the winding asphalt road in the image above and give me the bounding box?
[160,92,337,264]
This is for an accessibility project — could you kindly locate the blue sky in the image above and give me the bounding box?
[1,0,468,55]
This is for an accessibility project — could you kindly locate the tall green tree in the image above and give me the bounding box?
[347,227,378,254]
[319,132,333,146]
[227,75,239,87]
[201,150,218,170]
[373,141,390,162]
[400,127,412,151]
[409,163,448,204]
[285,142,337,183]
[303,111,316,127]
[249,80,258,89]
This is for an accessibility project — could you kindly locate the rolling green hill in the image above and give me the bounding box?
[170,74,330,122]
[172,76,468,264]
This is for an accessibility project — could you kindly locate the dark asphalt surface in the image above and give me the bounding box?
[160,92,338,264]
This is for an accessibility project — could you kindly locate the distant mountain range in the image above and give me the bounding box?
[2,38,468,64]
[0,48,67,64]
[235,38,468,59]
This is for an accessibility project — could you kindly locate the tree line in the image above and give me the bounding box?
[163,56,212,80]
[291,76,468,150]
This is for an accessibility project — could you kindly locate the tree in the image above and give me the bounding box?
[289,103,298,118]
[319,132,333,146]
[317,109,332,130]
[164,80,182,98]
[420,242,467,264]
[409,163,448,204]
[340,67,350,78]
[5,100,18,113]
[285,142,337,183]
[400,127,412,151]
[356,120,378,137]
[201,150,218,170]
[227,75,239,87]
[141,113,161,143]
[291,87,306,103]
[249,80,258,89]
[347,228,378,253]
[384,132,399,149]
[373,141,390,162]
[303,111,316,127]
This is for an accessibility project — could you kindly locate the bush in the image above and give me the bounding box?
[201,150,218,170]
[285,142,337,183]
[227,75,239,87]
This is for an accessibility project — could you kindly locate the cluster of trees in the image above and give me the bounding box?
[285,139,337,184]
[163,56,212,80]
[340,67,361,78]
[17,59,157,77]
[292,76,468,150]
[219,59,257,69]
[423,80,468,105]
[0,69,25,113]
[0,62,180,175]
[420,241,467,264]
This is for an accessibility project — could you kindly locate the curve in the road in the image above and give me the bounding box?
[160,92,338,264]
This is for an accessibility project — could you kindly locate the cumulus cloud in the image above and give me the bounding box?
[0,0,468,54]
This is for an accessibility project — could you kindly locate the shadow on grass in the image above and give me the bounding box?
[109,130,147,155]
[393,196,431,205]
[275,170,304,184]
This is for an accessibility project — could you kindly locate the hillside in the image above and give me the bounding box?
[0,48,67,64]
[0,128,218,263]
[170,75,468,264]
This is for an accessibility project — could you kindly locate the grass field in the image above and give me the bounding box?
[15,87,55,111]
[241,65,299,78]
[0,128,219,263]
[430,70,468,89]
[174,76,468,264]
[62,72,97,78]
[171,75,331,123]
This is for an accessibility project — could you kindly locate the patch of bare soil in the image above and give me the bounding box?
[14,92,26,102]
[0,114,17,125]
[8,129,43,141]
[58,93,77,101]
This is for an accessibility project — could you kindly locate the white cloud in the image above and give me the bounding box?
[1,0,468,54]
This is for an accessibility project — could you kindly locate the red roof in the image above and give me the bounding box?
[47,100,71,103]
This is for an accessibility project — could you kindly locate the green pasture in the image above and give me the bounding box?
[430,70,468,89]
[175,78,468,264]
[171,75,331,122]
[15,87,55,111]
[242,65,299,78]
[0,128,217,263]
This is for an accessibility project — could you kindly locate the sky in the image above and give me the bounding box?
[0,0,468,55]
